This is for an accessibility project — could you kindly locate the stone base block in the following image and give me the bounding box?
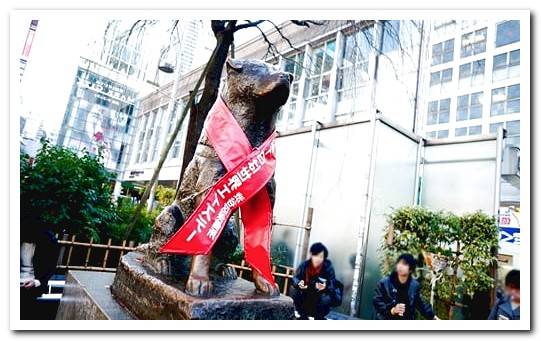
[56,270,133,320]
[110,251,295,320]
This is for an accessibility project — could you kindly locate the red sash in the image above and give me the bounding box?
[160,96,277,287]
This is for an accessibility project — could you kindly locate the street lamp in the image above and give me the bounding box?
[158,62,175,74]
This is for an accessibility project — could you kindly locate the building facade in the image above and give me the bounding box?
[120,19,524,317]
[421,20,520,146]
[56,20,209,178]
[19,19,42,157]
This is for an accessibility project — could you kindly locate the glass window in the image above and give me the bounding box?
[430,68,453,87]
[489,122,504,134]
[336,26,373,115]
[490,120,520,136]
[136,113,149,163]
[437,130,449,138]
[277,52,305,127]
[426,131,437,138]
[509,50,520,65]
[168,111,188,160]
[441,68,453,82]
[431,39,454,66]
[456,125,481,136]
[469,125,482,135]
[492,50,520,82]
[430,72,440,86]
[496,20,520,47]
[427,98,450,125]
[150,125,161,162]
[458,59,485,87]
[457,92,483,121]
[459,63,470,78]
[425,130,448,139]
[304,40,335,123]
[455,127,467,136]
[150,105,168,162]
[491,84,520,116]
[141,110,158,163]
[170,137,181,159]
[507,120,520,136]
[461,27,487,58]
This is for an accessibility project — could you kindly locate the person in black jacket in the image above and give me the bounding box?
[373,253,438,320]
[488,269,520,320]
[291,242,338,319]
[20,228,59,320]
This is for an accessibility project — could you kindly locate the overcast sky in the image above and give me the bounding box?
[15,17,275,138]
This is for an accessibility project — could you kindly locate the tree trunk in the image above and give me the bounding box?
[175,26,234,195]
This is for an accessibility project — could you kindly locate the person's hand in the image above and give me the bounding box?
[315,281,326,291]
[298,280,308,290]
[22,279,35,289]
[391,303,406,316]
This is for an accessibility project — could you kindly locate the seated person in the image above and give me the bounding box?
[291,242,337,320]
[373,253,438,320]
[20,227,59,320]
[488,269,520,320]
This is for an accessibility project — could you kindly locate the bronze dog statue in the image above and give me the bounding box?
[138,58,293,297]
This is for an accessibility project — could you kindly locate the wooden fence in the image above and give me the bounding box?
[56,234,139,272]
[55,234,295,295]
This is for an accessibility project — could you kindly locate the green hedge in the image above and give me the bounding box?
[21,142,156,244]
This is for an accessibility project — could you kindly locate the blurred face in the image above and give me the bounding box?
[506,285,520,302]
[310,251,325,268]
[395,259,411,277]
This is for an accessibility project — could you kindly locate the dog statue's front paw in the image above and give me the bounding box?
[215,263,238,280]
[253,271,280,297]
[185,274,213,297]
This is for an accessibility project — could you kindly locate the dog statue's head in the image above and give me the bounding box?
[222,58,293,121]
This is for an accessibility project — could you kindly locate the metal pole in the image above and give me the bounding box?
[494,126,504,217]
[411,20,425,134]
[293,121,321,268]
[413,138,425,206]
[349,20,382,317]
[146,33,184,212]
[300,207,314,262]
[492,126,505,306]
[350,116,380,317]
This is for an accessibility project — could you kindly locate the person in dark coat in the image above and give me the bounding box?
[373,253,438,320]
[291,242,338,319]
[20,228,59,320]
[488,269,520,320]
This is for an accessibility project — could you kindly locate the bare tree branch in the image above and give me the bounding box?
[290,20,324,27]
[127,20,142,40]
[251,23,280,61]
[169,20,180,42]
[265,20,303,54]
[233,20,266,32]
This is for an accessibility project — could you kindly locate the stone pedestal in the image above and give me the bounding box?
[110,251,295,320]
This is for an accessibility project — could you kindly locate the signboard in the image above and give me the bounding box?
[498,206,520,256]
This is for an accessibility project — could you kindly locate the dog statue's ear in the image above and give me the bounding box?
[226,58,243,73]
